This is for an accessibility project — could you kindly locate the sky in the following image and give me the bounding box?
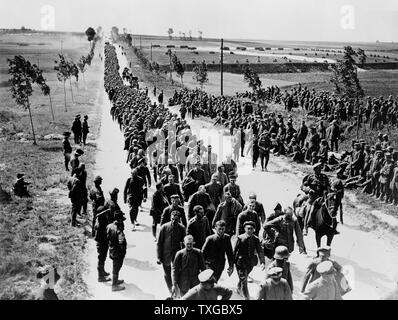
[0,0,397,42]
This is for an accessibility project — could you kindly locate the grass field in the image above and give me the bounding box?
[133,35,398,67]
[0,31,103,299]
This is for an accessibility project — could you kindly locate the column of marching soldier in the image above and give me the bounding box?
[61,42,351,299]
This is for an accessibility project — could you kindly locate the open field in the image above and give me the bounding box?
[0,31,103,299]
[133,35,398,67]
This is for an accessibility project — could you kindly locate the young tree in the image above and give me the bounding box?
[33,65,55,121]
[68,60,79,99]
[168,28,174,40]
[357,48,367,67]
[151,61,160,74]
[330,46,364,99]
[243,65,262,92]
[78,55,87,86]
[172,53,185,83]
[85,27,96,46]
[54,54,70,112]
[198,31,203,41]
[7,56,40,144]
[193,60,208,90]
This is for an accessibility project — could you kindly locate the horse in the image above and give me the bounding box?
[293,192,339,248]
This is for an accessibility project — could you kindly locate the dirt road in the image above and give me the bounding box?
[85,43,398,300]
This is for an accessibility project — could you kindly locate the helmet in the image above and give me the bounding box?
[274,245,289,259]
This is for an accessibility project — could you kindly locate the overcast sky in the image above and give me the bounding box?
[1,0,397,42]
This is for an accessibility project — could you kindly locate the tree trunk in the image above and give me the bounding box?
[63,80,67,112]
[27,99,37,145]
[49,94,55,121]
[69,78,74,103]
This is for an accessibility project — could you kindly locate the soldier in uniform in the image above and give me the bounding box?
[123,168,146,230]
[258,132,271,171]
[204,173,224,223]
[256,267,293,300]
[163,174,184,204]
[160,194,187,227]
[233,221,265,300]
[370,150,384,198]
[301,163,331,235]
[69,149,84,176]
[302,261,343,300]
[71,114,82,144]
[187,205,212,249]
[187,185,212,221]
[181,269,232,300]
[13,173,31,197]
[236,202,261,236]
[186,161,206,194]
[107,210,127,292]
[212,192,242,236]
[172,235,206,298]
[67,167,83,227]
[202,220,234,282]
[82,115,89,145]
[243,192,266,224]
[266,246,294,292]
[150,182,170,240]
[62,132,72,171]
[157,211,186,295]
[89,176,105,236]
[223,173,244,206]
[103,188,123,223]
[93,206,111,282]
[378,153,394,203]
[136,158,151,201]
[214,165,229,188]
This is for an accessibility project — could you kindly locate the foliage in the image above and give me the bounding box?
[111,26,119,42]
[172,53,185,83]
[357,48,367,67]
[192,61,208,89]
[330,46,364,99]
[54,54,70,82]
[243,65,262,92]
[167,28,174,40]
[85,27,96,42]
[68,61,79,81]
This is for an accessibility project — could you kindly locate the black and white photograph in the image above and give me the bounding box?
[0,0,398,306]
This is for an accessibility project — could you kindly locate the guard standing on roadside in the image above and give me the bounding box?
[62,132,72,171]
[70,149,84,176]
[181,269,233,300]
[94,206,111,282]
[82,115,90,145]
[107,210,127,292]
[89,176,105,236]
[71,114,82,144]
[67,166,83,227]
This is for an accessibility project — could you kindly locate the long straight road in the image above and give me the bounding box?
[85,43,398,300]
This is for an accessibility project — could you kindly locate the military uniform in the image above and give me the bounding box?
[187,215,212,249]
[123,174,145,225]
[182,284,232,300]
[236,209,261,236]
[160,204,187,227]
[212,199,242,235]
[256,278,292,300]
[107,219,127,290]
[89,184,105,235]
[202,233,234,281]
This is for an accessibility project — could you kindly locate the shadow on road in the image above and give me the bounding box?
[124,257,158,271]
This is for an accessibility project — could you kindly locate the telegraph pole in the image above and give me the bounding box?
[140,35,142,49]
[151,43,153,61]
[220,38,224,96]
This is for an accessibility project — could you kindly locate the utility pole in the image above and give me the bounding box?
[140,35,142,49]
[169,50,172,81]
[151,43,153,61]
[220,38,224,96]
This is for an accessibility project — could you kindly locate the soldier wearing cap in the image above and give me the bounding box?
[36,265,61,300]
[157,210,186,295]
[204,173,223,220]
[181,269,232,300]
[82,115,89,145]
[62,132,72,171]
[187,205,212,249]
[212,191,242,235]
[124,168,146,230]
[71,114,82,144]
[301,245,343,293]
[233,220,265,299]
[266,245,294,292]
[137,157,151,200]
[301,162,331,235]
[256,267,292,300]
[163,174,184,204]
[93,205,111,282]
[302,261,343,300]
[70,149,84,176]
[187,185,212,221]
[370,150,384,198]
[223,172,244,206]
[160,194,187,227]
[107,209,127,292]
[67,166,84,226]
[378,152,394,203]
[13,173,31,197]
[236,201,261,236]
[186,160,206,194]
[351,142,364,177]
[150,182,170,240]
[243,192,266,224]
[89,175,105,236]
[103,188,124,224]
[172,235,206,297]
